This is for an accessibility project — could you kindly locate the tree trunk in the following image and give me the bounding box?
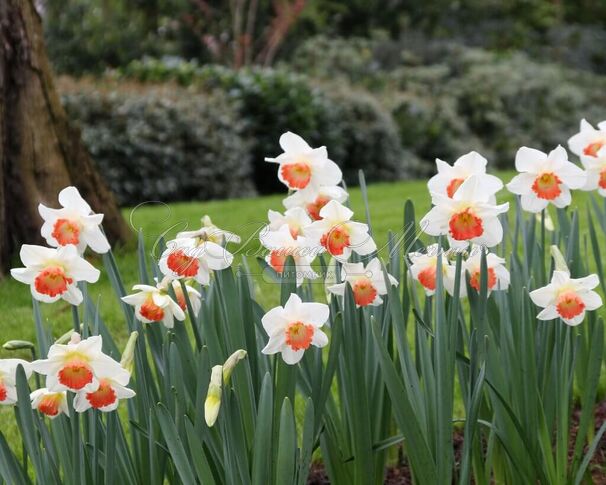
[0,0,130,275]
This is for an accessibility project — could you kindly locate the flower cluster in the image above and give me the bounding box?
[6,119,606,429]
[408,244,509,298]
[31,333,135,417]
[123,216,237,327]
[11,187,108,305]
[122,277,201,328]
[261,132,379,278]
[260,132,398,364]
[415,124,606,325]
[6,187,141,418]
[0,333,135,418]
[158,216,239,284]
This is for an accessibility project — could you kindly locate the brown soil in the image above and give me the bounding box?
[308,400,606,484]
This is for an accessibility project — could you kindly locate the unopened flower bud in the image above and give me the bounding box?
[204,365,223,427]
[69,332,82,345]
[536,212,555,232]
[2,340,35,351]
[550,245,569,274]
[222,349,247,384]
[56,328,82,345]
[120,331,139,373]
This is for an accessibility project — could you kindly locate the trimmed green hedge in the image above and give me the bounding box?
[62,86,255,205]
[114,63,417,194]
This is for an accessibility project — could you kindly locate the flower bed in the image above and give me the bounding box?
[2,121,606,483]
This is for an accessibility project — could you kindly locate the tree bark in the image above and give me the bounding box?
[0,0,130,275]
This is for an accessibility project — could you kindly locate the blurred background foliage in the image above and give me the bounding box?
[40,0,606,204]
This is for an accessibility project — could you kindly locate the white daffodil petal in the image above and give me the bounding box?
[515,147,547,173]
[520,193,549,213]
[19,245,56,267]
[537,305,559,320]
[83,226,110,254]
[564,312,586,326]
[62,285,83,305]
[58,187,92,213]
[261,306,287,334]
[529,285,556,307]
[557,162,587,190]
[582,290,602,311]
[552,188,572,209]
[327,282,346,296]
[573,274,600,291]
[311,329,329,348]
[507,173,535,195]
[261,333,286,355]
[297,302,329,327]
[281,347,305,365]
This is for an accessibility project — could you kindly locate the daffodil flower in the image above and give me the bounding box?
[283,184,348,221]
[408,244,459,296]
[529,270,602,326]
[260,225,319,286]
[38,186,110,254]
[31,333,123,393]
[507,146,586,212]
[568,119,606,159]
[578,145,606,197]
[428,151,503,200]
[306,200,376,260]
[30,388,68,419]
[463,245,510,295]
[0,359,32,405]
[10,244,100,305]
[121,282,185,328]
[159,237,234,284]
[261,293,329,365]
[266,207,311,238]
[421,175,509,249]
[73,364,135,413]
[266,132,342,194]
[177,215,241,246]
[166,279,202,316]
[327,258,398,307]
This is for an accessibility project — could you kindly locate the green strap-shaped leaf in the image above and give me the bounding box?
[371,321,437,484]
[252,373,273,485]
[574,420,606,485]
[0,433,30,485]
[184,419,217,485]
[275,398,296,485]
[297,398,315,485]
[155,404,196,484]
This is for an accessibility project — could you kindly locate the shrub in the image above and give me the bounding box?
[199,67,418,189]
[289,37,606,171]
[327,88,419,181]
[118,61,421,192]
[390,93,485,172]
[61,84,255,205]
[196,66,344,194]
[118,56,204,85]
[387,48,606,169]
[288,35,386,87]
[451,51,606,167]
